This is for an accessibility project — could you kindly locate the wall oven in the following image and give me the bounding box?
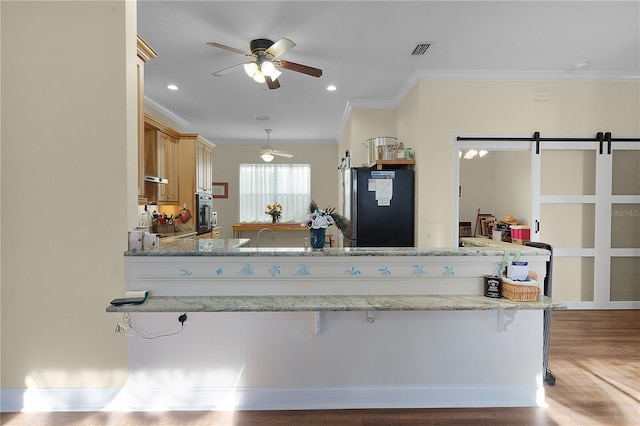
[195,193,214,235]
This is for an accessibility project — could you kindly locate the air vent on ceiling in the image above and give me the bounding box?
[411,43,431,56]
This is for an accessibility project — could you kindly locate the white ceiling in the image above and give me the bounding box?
[137,1,639,146]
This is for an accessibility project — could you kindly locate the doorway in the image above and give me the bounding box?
[455,137,640,309]
[455,139,532,242]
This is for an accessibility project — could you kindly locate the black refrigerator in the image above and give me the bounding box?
[343,167,415,247]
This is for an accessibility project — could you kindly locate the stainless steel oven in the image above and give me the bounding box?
[195,193,214,235]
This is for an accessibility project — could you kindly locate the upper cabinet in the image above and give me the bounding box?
[137,35,158,204]
[157,131,179,203]
[178,134,215,215]
[143,114,181,205]
[196,139,214,194]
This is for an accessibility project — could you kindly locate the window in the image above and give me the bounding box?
[238,163,311,222]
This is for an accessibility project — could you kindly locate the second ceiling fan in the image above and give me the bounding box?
[207,37,322,89]
[259,129,293,162]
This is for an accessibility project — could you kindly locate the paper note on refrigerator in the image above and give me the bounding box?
[375,178,393,205]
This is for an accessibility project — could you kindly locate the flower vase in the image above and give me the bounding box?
[310,228,326,250]
[272,217,277,224]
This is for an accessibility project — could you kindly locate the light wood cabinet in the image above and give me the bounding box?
[178,134,215,216]
[158,132,179,203]
[195,228,220,239]
[211,227,221,239]
[137,35,157,204]
[196,140,213,193]
[143,115,181,205]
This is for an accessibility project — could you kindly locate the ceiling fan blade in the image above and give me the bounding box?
[277,60,323,78]
[273,151,294,158]
[265,75,281,90]
[212,62,247,76]
[206,41,253,57]
[265,37,296,59]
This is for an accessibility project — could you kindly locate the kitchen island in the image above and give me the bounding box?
[109,238,565,411]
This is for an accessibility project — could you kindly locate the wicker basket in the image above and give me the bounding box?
[501,279,539,302]
[152,224,175,233]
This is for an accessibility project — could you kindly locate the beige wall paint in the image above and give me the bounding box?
[1,1,132,388]
[395,85,426,244]
[342,108,397,167]
[367,80,639,247]
[212,144,339,247]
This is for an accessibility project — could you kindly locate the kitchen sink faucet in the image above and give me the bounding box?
[256,228,276,249]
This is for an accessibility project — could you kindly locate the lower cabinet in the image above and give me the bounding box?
[211,227,221,239]
[195,228,221,239]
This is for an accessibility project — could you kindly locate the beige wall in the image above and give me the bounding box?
[340,107,397,167]
[1,1,134,388]
[212,144,339,247]
[344,81,640,247]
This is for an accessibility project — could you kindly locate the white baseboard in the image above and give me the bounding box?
[1,385,541,412]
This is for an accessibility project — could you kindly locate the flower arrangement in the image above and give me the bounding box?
[265,202,283,223]
[302,201,351,239]
[303,206,335,229]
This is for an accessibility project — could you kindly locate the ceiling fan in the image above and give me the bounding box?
[206,37,323,89]
[260,129,293,162]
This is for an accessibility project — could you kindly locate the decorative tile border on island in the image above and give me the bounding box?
[123,239,551,298]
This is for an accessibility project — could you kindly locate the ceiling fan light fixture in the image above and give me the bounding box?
[270,68,282,81]
[252,71,266,83]
[208,37,323,89]
[244,62,258,77]
[261,153,274,162]
[260,60,276,77]
[463,149,478,159]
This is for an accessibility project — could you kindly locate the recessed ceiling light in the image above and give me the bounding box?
[327,85,337,92]
[574,61,589,69]
[167,84,178,90]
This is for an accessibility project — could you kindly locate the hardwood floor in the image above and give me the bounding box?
[2,310,638,426]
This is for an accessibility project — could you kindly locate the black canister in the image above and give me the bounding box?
[484,275,502,298]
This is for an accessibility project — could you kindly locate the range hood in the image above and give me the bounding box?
[144,174,168,184]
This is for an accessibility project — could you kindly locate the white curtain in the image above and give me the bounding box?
[238,163,311,222]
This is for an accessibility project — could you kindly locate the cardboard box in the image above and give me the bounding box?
[510,225,530,240]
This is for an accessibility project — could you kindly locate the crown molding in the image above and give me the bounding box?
[395,69,639,109]
[136,35,158,62]
[144,96,189,129]
[337,69,640,139]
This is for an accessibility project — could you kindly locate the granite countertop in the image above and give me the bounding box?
[158,231,197,240]
[106,294,566,313]
[125,237,549,257]
[460,237,542,250]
